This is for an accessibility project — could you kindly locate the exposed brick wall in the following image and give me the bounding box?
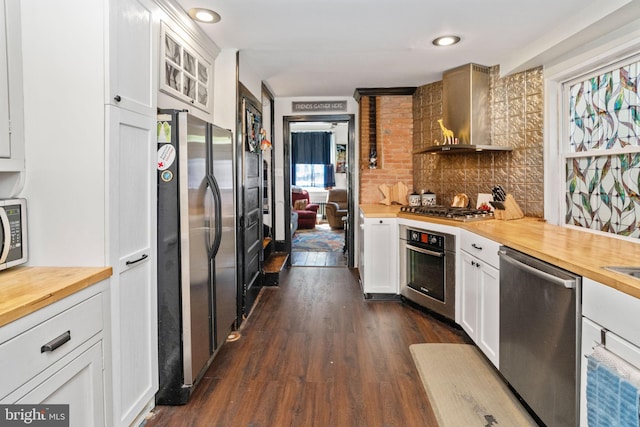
[359,95,414,204]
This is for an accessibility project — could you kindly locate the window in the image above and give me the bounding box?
[294,164,335,188]
[291,131,334,187]
[562,56,640,238]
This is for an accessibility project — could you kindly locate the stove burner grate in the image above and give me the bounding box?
[400,205,494,222]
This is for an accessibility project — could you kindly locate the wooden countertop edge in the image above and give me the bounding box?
[362,205,640,300]
[460,218,640,298]
[0,267,113,328]
[358,204,402,218]
[465,227,640,299]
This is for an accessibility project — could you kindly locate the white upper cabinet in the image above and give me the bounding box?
[159,23,213,113]
[108,0,159,116]
[0,1,9,158]
[0,0,25,172]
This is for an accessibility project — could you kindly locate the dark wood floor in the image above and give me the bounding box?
[146,267,469,427]
[291,250,347,267]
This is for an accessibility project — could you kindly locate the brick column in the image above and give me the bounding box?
[359,95,414,204]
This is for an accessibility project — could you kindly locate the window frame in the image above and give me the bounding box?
[545,42,640,240]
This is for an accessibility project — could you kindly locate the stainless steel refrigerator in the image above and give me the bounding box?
[156,110,237,405]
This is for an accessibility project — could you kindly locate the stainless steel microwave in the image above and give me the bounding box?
[0,198,27,271]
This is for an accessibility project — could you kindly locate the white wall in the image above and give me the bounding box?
[273,96,359,241]
[20,0,107,266]
[214,49,238,131]
[500,0,639,76]
[239,54,262,101]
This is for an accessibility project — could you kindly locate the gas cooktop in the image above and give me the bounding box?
[400,205,494,222]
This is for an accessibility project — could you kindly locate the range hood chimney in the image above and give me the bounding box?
[443,63,490,146]
[414,63,511,154]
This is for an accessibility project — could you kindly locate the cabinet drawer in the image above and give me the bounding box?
[460,231,500,267]
[583,277,640,349]
[0,294,103,399]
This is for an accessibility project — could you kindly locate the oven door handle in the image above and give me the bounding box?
[407,245,444,258]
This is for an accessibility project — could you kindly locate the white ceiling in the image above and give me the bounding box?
[174,0,640,97]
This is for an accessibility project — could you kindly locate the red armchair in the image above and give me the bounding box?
[292,189,319,229]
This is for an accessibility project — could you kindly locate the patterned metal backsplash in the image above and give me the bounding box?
[412,66,544,217]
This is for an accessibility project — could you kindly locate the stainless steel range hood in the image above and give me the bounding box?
[414,63,511,154]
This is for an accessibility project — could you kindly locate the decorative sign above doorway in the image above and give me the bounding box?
[292,101,347,112]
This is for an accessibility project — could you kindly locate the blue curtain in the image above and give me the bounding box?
[292,132,331,185]
[323,164,335,188]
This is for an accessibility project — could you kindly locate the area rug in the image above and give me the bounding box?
[409,343,538,427]
[292,223,344,252]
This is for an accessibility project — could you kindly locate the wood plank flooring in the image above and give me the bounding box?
[291,251,347,267]
[146,267,470,427]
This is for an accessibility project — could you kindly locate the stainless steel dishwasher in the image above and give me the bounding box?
[498,246,581,427]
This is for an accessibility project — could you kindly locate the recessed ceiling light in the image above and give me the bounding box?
[188,8,221,23]
[432,35,461,46]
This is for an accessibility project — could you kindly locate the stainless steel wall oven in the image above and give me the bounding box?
[399,225,455,320]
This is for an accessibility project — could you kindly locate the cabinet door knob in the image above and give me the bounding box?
[114,95,122,102]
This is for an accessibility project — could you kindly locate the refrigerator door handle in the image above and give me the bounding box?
[207,175,222,259]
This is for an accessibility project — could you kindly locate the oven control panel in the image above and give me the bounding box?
[407,229,444,250]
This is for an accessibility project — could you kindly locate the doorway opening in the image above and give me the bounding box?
[283,115,356,268]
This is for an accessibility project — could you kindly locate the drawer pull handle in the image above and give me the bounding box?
[471,243,483,250]
[41,331,71,353]
[126,253,149,266]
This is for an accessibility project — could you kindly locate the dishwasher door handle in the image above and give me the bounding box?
[498,250,576,289]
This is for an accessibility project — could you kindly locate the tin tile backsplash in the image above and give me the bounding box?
[413,66,544,217]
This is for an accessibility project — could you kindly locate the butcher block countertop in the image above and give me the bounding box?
[0,266,112,327]
[465,218,640,298]
[360,204,640,300]
[359,204,403,217]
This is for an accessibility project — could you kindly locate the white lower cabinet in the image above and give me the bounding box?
[580,278,640,426]
[0,282,108,427]
[359,212,398,296]
[459,231,500,368]
[16,342,105,427]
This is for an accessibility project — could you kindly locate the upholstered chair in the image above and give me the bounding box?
[326,188,348,229]
[291,189,319,229]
